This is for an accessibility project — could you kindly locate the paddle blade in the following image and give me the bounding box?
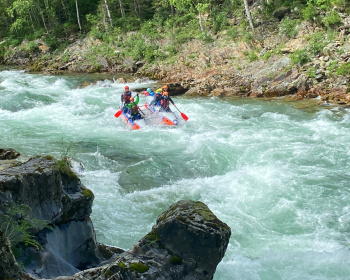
[114,110,122,118]
[181,112,188,121]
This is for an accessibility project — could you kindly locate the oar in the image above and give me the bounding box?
[115,110,122,118]
[172,104,188,121]
[138,106,146,116]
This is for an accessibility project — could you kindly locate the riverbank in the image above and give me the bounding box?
[1,8,350,105]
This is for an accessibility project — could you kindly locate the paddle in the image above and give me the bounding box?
[138,106,146,116]
[172,104,188,121]
[115,110,122,118]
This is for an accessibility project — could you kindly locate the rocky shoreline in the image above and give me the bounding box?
[2,14,350,106]
[0,149,231,280]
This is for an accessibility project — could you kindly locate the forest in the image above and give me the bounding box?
[0,0,349,65]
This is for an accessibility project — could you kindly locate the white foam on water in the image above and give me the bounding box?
[2,70,350,279]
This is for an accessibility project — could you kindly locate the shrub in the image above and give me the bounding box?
[327,60,338,73]
[324,10,342,28]
[226,26,239,40]
[290,49,309,66]
[336,62,350,75]
[302,3,320,22]
[243,50,259,62]
[306,66,316,78]
[307,32,326,55]
[212,12,228,33]
[0,203,50,252]
[280,18,299,38]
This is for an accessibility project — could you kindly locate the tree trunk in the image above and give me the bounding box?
[119,0,125,18]
[198,10,204,32]
[104,0,113,26]
[243,0,254,30]
[75,0,81,32]
[40,10,49,33]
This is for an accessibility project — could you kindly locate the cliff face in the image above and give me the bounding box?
[0,151,231,280]
[0,155,103,278]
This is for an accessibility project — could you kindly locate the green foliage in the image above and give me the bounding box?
[280,18,299,38]
[226,26,239,40]
[289,49,310,66]
[243,50,259,62]
[336,62,350,76]
[0,203,50,252]
[323,10,342,28]
[55,139,78,179]
[307,31,327,55]
[306,66,317,78]
[327,60,338,72]
[212,12,229,34]
[302,3,320,21]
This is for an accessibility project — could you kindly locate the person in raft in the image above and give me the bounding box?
[160,91,175,112]
[121,85,132,113]
[147,88,155,96]
[162,84,169,94]
[125,94,142,121]
[150,88,163,106]
[143,88,155,96]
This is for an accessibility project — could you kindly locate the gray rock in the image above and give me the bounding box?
[0,156,103,278]
[0,148,20,160]
[66,200,231,280]
[273,7,291,21]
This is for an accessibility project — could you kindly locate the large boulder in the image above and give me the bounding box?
[65,200,231,280]
[0,156,103,278]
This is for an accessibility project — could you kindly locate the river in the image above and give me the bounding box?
[1,69,350,280]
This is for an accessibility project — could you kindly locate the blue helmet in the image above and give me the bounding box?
[147,88,152,93]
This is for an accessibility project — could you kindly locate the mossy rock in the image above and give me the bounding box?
[129,262,149,273]
[82,188,93,198]
[170,255,183,265]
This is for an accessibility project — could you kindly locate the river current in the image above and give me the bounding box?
[1,69,350,279]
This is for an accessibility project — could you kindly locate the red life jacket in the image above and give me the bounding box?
[123,91,132,103]
[161,97,170,110]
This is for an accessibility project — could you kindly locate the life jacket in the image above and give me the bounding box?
[151,93,162,106]
[123,91,132,103]
[130,103,139,115]
[161,97,170,110]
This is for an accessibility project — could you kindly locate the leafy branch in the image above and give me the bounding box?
[0,203,51,251]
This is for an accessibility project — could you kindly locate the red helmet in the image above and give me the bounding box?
[125,86,129,90]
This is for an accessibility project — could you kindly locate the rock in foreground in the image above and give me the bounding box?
[0,151,231,280]
[63,200,231,280]
[0,155,103,278]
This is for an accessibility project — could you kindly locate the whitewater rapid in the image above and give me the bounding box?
[1,69,350,279]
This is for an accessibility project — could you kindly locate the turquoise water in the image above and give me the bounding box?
[1,69,350,279]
